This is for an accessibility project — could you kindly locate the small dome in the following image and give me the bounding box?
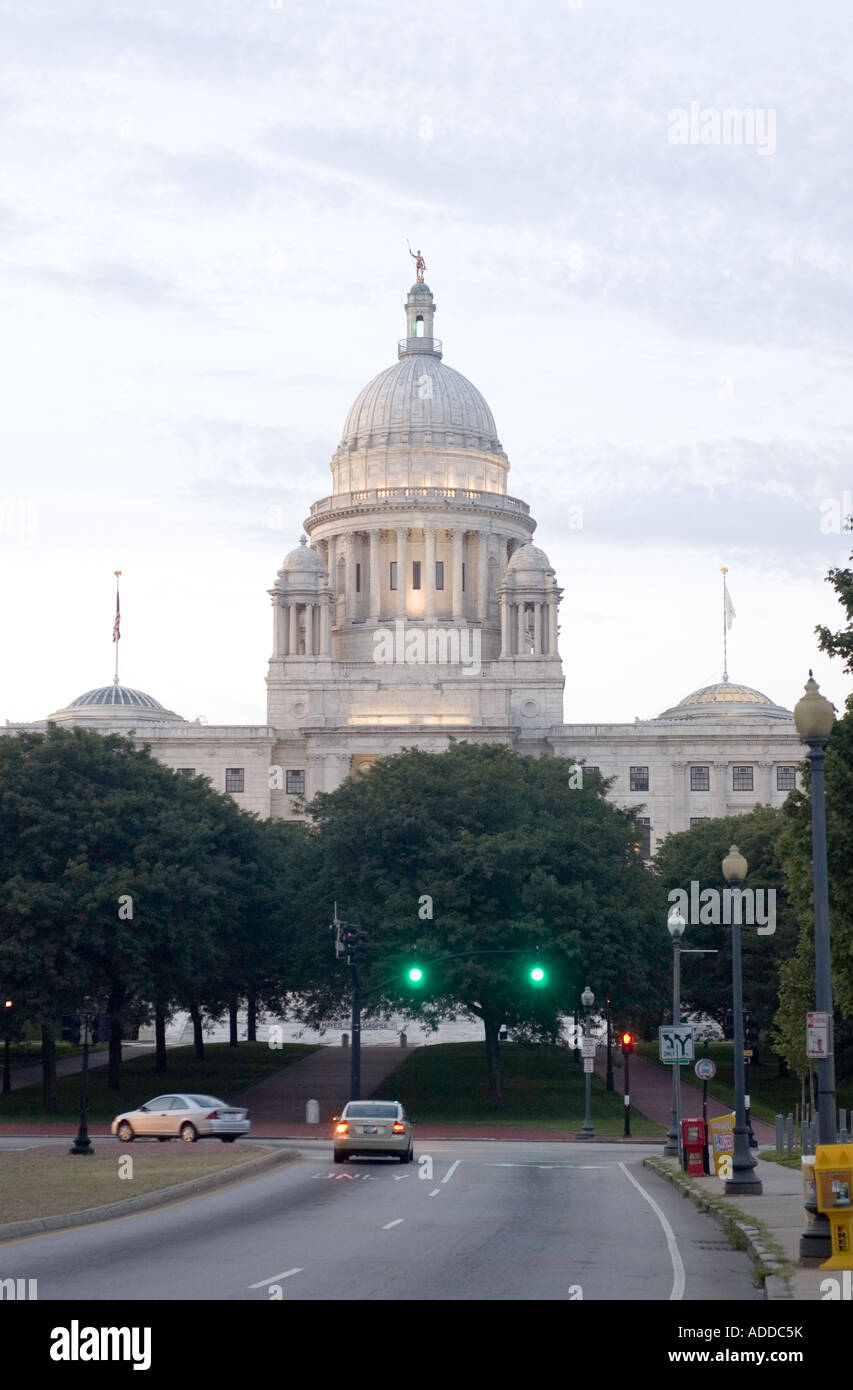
[70,685,165,710]
[279,536,327,574]
[657,680,792,722]
[506,544,553,574]
[50,682,186,725]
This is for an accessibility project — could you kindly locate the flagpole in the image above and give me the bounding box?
[113,571,121,686]
[727,567,733,681]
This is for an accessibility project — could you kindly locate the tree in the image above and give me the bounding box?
[305,742,666,1108]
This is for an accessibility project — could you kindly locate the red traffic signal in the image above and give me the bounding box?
[621,1032,635,1055]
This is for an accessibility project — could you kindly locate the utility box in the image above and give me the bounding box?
[681,1117,706,1176]
[814,1145,853,1270]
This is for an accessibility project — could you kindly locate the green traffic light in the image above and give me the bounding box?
[407,966,424,984]
[529,965,546,984]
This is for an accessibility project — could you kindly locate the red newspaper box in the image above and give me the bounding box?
[681,1117,706,1175]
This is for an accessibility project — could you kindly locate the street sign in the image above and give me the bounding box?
[807,1011,832,1059]
[658,1024,695,1064]
[743,1049,753,1060]
[583,1058,594,1074]
[694,1057,716,1081]
[581,1038,597,1059]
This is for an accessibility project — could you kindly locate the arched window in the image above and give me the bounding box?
[415,315,424,338]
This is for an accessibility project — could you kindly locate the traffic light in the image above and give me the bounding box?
[91,1014,111,1045]
[620,1032,635,1055]
[744,1011,760,1064]
[355,930,368,964]
[406,964,425,987]
[528,965,547,986]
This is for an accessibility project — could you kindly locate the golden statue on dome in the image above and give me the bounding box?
[408,242,426,282]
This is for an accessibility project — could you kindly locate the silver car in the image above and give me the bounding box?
[333,1100,413,1163]
[111,1093,250,1144]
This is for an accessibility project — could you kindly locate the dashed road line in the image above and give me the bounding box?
[249,1268,303,1289]
[383,1218,404,1230]
[428,1188,440,1197]
[442,1159,461,1184]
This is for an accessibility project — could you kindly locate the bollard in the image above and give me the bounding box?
[399,1032,407,1046]
[801,1121,808,1154]
[775,1115,783,1152]
[808,1120,817,1154]
[341,1032,349,1048]
[306,1099,319,1124]
[840,1108,850,1143]
[786,1113,794,1158]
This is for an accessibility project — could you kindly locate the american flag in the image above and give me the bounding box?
[112,590,120,642]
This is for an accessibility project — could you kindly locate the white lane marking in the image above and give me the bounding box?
[249,1268,302,1289]
[428,1188,440,1197]
[442,1159,461,1184]
[618,1162,685,1302]
[383,1218,404,1230]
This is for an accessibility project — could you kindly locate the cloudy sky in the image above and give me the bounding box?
[1,0,851,727]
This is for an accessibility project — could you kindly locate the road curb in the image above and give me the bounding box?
[0,1146,298,1244]
[643,1156,793,1301]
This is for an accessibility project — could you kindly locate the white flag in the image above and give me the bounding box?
[724,582,736,631]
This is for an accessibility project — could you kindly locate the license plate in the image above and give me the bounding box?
[359,1125,378,1134]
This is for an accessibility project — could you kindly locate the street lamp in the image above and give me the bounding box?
[721,845,762,1194]
[794,671,837,1258]
[580,985,595,1137]
[663,906,686,1159]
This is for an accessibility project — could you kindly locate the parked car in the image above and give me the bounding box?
[333,1100,413,1163]
[111,1093,250,1143]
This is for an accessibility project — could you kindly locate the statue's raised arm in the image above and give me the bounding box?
[408,243,426,282]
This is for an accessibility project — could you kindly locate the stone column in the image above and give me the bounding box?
[424,525,437,623]
[517,601,526,653]
[757,760,772,805]
[712,761,727,818]
[288,603,298,655]
[477,530,489,621]
[500,591,509,656]
[533,601,542,654]
[451,528,464,621]
[396,527,408,618]
[320,591,331,654]
[274,600,287,656]
[327,535,337,597]
[346,533,358,621]
[547,598,558,655]
[304,602,314,656]
[368,529,381,621]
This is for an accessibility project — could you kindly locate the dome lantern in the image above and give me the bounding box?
[398,281,442,359]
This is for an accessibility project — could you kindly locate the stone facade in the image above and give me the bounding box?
[3,279,804,852]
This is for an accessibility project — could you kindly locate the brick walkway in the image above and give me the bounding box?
[595,1047,775,1145]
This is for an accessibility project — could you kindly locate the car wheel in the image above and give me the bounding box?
[221,1136,237,1143]
[180,1123,198,1143]
[398,1148,409,1164]
[117,1122,134,1143]
[406,1144,414,1164]
[333,1150,346,1164]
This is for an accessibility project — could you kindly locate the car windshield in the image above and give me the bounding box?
[344,1103,400,1119]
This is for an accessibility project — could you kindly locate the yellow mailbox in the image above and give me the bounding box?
[814,1145,853,1271]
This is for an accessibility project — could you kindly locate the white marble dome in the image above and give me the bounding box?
[338,354,504,456]
[506,543,553,575]
[279,536,327,574]
[657,679,792,721]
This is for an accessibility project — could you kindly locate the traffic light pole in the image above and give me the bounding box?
[350,960,361,1102]
[70,1014,94,1156]
[623,1048,631,1136]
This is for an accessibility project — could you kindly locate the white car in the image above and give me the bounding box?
[333,1100,413,1163]
[111,1093,250,1143]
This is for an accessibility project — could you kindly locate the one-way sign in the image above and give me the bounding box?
[658,1025,695,1064]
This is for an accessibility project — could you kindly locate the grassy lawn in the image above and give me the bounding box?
[0,1142,279,1225]
[3,1041,109,1065]
[636,1041,853,1126]
[375,1041,665,1133]
[758,1149,803,1171]
[0,1043,318,1124]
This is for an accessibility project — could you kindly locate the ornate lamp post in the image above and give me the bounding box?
[721,845,762,1194]
[794,672,837,1258]
[664,906,685,1159]
[580,984,595,1137]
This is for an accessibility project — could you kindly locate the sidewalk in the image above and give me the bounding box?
[5,1044,153,1092]
[231,1044,415,1125]
[596,1048,775,1145]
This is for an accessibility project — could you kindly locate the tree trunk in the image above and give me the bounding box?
[42,1024,57,1112]
[155,1008,167,1075]
[483,1016,504,1111]
[247,993,257,1043]
[190,1004,204,1061]
[229,1001,238,1047]
[2,1037,10,1093]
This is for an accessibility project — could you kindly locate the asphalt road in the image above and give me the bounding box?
[0,1139,764,1301]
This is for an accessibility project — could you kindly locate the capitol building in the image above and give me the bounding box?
[5,276,804,856]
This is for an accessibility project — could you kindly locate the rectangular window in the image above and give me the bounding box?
[690,765,710,791]
[225,768,245,793]
[629,766,649,792]
[690,817,709,827]
[583,765,600,778]
[635,817,651,858]
[732,766,754,791]
[286,770,305,795]
[356,563,361,594]
[412,560,421,590]
[176,768,195,777]
[435,561,444,590]
[390,561,397,591]
[777,765,797,790]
